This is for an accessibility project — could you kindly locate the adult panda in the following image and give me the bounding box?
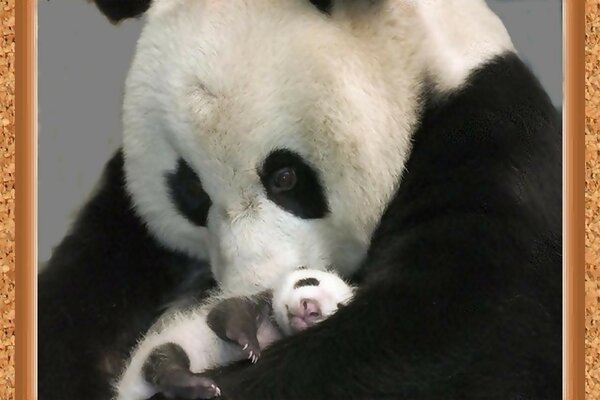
[38,0,562,399]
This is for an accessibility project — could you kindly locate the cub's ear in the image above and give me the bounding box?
[91,0,152,23]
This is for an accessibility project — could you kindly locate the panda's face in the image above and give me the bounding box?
[122,0,513,290]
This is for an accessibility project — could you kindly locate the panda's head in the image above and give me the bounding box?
[97,0,513,291]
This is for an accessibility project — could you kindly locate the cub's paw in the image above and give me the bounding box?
[239,340,261,364]
[143,343,221,399]
[160,374,221,399]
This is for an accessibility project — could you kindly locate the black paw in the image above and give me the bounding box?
[161,374,221,399]
[238,338,261,364]
[143,343,221,399]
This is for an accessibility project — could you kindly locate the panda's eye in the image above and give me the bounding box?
[271,168,297,192]
[259,149,329,219]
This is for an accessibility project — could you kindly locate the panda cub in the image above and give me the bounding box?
[115,268,354,400]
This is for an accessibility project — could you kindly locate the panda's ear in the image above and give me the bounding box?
[91,0,152,23]
[308,0,333,14]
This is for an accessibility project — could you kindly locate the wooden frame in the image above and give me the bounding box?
[12,0,586,398]
[15,0,36,398]
[564,1,585,398]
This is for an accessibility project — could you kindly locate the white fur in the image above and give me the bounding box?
[123,0,420,289]
[116,2,517,398]
[334,0,514,92]
[114,304,240,400]
[114,269,352,400]
[412,0,514,92]
[122,0,515,290]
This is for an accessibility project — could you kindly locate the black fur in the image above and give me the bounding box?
[39,53,561,399]
[196,53,561,399]
[92,0,151,23]
[37,152,215,400]
[166,158,212,227]
[207,292,273,357]
[142,343,220,399]
[259,149,330,219]
[294,277,320,288]
[92,0,333,21]
[309,0,333,14]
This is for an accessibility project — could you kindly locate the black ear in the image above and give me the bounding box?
[92,0,152,23]
[309,0,332,14]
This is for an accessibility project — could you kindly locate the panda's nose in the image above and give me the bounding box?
[301,299,322,320]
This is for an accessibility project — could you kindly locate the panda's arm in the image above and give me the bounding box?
[204,208,559,399]
[199,56,562,399]
[37,151,213,400]
[203,222,542,399]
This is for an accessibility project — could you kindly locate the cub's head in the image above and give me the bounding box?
[94,0,513,290]
[271,268,354,335]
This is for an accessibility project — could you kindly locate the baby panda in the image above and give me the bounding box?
[115,268,354,400]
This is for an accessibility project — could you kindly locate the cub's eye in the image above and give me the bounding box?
[271,167,297,192]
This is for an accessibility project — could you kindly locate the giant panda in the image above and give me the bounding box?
[38,1,562,399]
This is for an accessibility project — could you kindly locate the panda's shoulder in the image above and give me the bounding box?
[381,52,561,238]
[429,52,559,129]
[413,52,560,175]
[40,150,197,281]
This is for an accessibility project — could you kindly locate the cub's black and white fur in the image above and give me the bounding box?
[38,1,562,399]
[115,268,353,400]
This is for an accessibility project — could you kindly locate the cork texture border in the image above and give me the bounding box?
[0,0,15,399]
[585,1,600,398]
[2,0,591,399]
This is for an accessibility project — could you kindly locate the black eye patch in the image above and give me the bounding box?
[309,0,332,14]
[259,149,329,219]
[166,158,212,226]
[294,278,321,289]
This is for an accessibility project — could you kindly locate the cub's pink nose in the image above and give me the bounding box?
[300,299,321,321]
[288,299,323,332]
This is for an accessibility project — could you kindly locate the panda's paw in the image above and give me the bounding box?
[161,374,221,399]
[239,339,261,364]
[143,343,222,399]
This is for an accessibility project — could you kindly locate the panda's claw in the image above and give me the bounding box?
[209,384,222,398]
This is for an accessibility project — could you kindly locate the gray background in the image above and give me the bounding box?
[37,0,563,266]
